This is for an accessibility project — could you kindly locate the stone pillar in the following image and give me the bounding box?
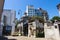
[18,29,21,36]
[21,22,23,36]
[53,22,60,40]
[44,23,47,38]
[11,24,15,35]
[33,27,36,37]
[28,23,31,37]
[28,22,36,37]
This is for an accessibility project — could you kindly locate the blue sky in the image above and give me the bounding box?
[4,0,60,19]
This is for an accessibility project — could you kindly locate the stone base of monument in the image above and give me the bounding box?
[44,21,60,40]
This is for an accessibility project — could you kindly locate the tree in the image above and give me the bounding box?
[51,16,60,23]
[14,18,19,31]
[28,16,44,23]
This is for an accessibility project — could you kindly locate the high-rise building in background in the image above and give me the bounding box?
[26,5,49,21]
[41,9,49,21]
[35,8,42,16]
[26,5,35,17]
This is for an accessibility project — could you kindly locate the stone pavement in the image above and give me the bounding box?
[1,36,59,40]
[5,36,47,40]
[0,36,16,40]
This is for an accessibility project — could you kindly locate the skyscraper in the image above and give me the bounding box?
[26,5,35,17]
[35,8,42,16]
[26,5,49,21]
[42,9,49,22]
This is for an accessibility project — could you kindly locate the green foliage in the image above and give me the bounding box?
[15,22,18,29]
[51,16,60,23]
[36,31,45,38]
[15,20,19,31]
[28,16,44,23]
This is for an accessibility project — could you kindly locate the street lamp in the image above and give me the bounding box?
[57,3,60,17]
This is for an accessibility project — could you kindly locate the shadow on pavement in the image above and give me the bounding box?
[8,39,16,40]
[0,36,17,40]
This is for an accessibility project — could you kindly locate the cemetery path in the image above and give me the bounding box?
[5,36,46,40]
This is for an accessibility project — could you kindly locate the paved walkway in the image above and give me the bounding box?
[5,36,47,40]
[3,36,60,40]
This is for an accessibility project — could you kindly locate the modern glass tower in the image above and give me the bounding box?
[35,8,42,16]
[26,5,49,21]
[26,5,35,17]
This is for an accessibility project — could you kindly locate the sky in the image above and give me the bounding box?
[4,0,60,20]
